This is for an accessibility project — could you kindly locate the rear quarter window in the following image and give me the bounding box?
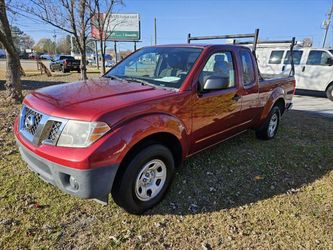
[268,50,284,64]
[240,50,255,86]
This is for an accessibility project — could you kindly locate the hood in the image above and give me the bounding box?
[24,78,175,121]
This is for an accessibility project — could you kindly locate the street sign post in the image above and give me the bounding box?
[91,13,140,63]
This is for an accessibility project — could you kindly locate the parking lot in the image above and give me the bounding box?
[293,95,333,119]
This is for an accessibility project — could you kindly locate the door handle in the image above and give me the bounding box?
[232,94,241,102]
[302,66,305,72]
[282,65,285,71]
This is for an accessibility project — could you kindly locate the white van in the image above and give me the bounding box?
[256,47,333,101]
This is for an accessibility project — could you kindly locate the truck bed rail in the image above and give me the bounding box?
[187,29,296,77]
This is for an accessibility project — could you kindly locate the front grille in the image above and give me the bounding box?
[19,105,67,146]
[23,107,43,135]
[48,121,62,141]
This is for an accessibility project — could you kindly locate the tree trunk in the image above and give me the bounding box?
[5,52,23,102]
[80,47,88,80]
[100,39,106,74]
[0,0,23,103]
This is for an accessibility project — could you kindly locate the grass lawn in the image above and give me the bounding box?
[0,72,332,249]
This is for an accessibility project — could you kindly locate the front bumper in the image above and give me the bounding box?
[16,139,119,204]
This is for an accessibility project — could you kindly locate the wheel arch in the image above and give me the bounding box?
[274,98,286,115]
[257,87,286,125]
[112,132,183,193]
[325,81,333,92]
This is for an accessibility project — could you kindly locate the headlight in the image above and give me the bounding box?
[57,120,110,148]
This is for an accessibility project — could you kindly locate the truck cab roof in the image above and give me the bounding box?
[150,44,252,50]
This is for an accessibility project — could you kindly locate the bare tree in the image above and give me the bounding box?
[16,0,97,80]
[90,0,122,74]
[0,0,23,103]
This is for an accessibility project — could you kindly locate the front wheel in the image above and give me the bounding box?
[61,66,69,73]
[111,144,175,214]
[256,106,281,140]
[326,84,333,101]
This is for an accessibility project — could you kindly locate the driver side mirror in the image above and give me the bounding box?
[203,76,229,91]
[326,57,333,66]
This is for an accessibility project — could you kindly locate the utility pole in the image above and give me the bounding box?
[53,30,57,55]
[322,2,333,48]
[154,17,157,45]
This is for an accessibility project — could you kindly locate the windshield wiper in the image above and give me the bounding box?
[122,77,178,92]
[122,77,157,88]
[105,75,124,81]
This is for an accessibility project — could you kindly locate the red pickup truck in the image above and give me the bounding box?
[15,31,295,214]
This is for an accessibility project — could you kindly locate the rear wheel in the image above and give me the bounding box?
[326,84,333,101]
[111,144,175,214]
[256,106,281,140]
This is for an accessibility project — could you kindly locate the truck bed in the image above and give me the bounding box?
[261,73,289,80]
[259,75,295,108]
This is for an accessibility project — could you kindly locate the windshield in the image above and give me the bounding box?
[105,47,202,89]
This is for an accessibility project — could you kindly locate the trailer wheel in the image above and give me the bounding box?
[326,84,333,101]
[256,106,281,140]
[111,144,175,214]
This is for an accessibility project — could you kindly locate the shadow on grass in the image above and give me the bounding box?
[148,110,333,215]
[0,79,66,91]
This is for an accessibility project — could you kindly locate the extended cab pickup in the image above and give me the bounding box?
[50,55,81,73]
[15,33,295,214]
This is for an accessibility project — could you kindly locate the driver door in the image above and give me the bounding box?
[190,50,242,153]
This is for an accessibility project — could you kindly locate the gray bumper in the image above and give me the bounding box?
[16,139,119,204]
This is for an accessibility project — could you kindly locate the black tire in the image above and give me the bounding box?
[61,66,68,73]
[326,84,333,101]
[111,144,175,214]
[77,69,81,73]
[256,106,281,140]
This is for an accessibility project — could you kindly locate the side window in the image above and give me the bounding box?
[268,50,284,64]
[306,51,332,66]
[284,50,303,65]
[240,50,255,86]
[199,51,235,89]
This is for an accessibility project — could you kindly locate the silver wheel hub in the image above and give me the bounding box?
[268,113,278,137]
[135,159,167,201]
